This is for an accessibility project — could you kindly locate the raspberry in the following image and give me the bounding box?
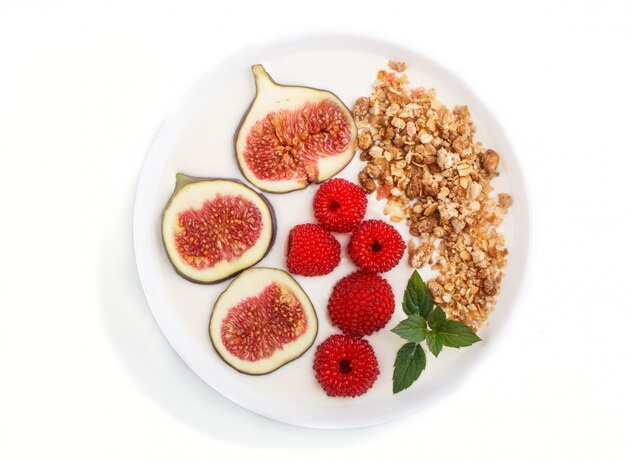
[313,334,379,397]
[328,271,395,336]
[313,178,367,232]
[286,224,341,276]
[348,219,406,273]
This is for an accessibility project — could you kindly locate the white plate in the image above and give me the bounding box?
[134,34,530,429]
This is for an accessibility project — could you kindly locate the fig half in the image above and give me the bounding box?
[235,64,358,193]
[161,174,275,284]
[209,267,318,375]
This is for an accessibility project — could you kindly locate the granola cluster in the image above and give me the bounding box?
[353,62,512,329]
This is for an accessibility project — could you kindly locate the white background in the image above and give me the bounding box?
[0,0,624,459]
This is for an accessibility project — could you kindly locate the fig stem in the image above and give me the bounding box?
[251,64,274,91]
[175,173,194,192]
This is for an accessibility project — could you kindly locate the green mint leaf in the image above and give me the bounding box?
[402,270,433,318]
[437,321,482,348]
[426,330,444,357]
[401,271,420,315]
[393,343,427,394]
[427,306,447,330]
[391,315,428,343]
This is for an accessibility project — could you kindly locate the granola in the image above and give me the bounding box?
[353,65,512,329]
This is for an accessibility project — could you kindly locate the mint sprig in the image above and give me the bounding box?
[392,271,481,393]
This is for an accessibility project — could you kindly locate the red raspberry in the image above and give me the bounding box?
[286,224,341,276]
[313,334,379,397]
[348,219,405,273]
[328,271,395,336]
[313,178,367,232]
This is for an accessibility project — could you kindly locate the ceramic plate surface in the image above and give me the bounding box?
[134,34,530,429]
